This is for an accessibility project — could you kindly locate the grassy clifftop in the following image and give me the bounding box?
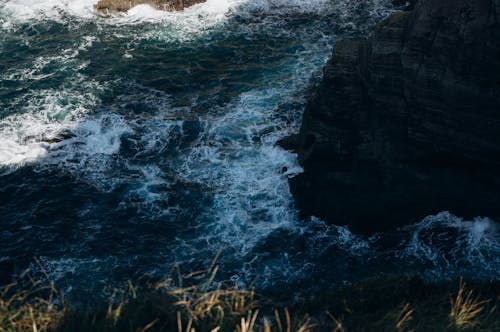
[1,262,499,332]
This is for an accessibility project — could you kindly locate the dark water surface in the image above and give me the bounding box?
[0,0,498,300]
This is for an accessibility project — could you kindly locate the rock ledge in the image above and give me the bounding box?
[94,0,206,17]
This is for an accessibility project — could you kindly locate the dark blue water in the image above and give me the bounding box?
[1,0,499,300]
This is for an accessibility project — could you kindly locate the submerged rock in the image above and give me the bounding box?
[285,0,500,234]
[93,0,206,16]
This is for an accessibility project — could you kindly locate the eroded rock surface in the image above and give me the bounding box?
[94,0,206,16]
[285,0,500,233]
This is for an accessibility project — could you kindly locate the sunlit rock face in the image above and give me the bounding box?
[93,0,206,16]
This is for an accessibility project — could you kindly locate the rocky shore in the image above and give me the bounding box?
[93,0,206,16]
[283,0,500,233]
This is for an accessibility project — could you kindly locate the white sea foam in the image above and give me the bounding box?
[0,0,394,42]
[0,0,243,33]
[0,140,48,167]
[1,35,96,82]
[35,256,119,292]
[120,0,235,23]
[166,28,335,258]
[0,20,129,183]
[0,0,97,23]
[0,77,104,166]
[5,0,472,293]
[401,211,500,278]
[171,86,308,258]
[36,113,134,191]
[49,114,132,156]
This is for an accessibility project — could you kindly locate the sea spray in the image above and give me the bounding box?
[1,0,498,301]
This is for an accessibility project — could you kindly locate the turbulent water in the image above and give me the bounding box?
[0,0,499,299]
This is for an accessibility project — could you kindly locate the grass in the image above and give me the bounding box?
[394,303,414,331]
[0,276,64,332]
[449,279,489,330]
[0,261,498,332]
[291,276,499,332]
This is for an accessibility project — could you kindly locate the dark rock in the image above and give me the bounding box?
[392,0,416,10]
[276,134,300,151]
[93,0,206,17]
[287,0,500,234]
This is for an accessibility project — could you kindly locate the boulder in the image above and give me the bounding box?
[285,0,500,234]
[94,0,206,16]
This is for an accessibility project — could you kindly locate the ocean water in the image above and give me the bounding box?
[0,0,498,299]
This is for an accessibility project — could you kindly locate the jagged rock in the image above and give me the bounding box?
[93,0,206,17]
[285,0,500,234]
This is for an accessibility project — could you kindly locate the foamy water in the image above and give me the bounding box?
[0,0,498,299]
[401,212,500,278]
[0,0,243,29]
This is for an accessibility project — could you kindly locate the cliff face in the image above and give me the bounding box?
[285,0,500,234]
[94,0,205,16]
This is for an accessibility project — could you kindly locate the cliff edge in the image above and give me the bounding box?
[284,0,500,233]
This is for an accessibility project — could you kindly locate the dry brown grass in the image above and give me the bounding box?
[1,260,498,332]
[156,255,258,328]
[0,274,64,332]
[158,259,313,332]
[449,279,488,330]
[395,303,414,331]
[98,255,314,332]
[153,256,315,332]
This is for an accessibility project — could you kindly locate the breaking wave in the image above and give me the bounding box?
[0,0,497,300]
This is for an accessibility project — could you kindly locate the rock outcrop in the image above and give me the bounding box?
[94,0,205,16]
[284,0,500,234]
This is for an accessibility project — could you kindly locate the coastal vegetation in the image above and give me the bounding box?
[1,261,498,332]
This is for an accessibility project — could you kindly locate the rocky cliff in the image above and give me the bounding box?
[94,0,205,16]
[284,0,500,233]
